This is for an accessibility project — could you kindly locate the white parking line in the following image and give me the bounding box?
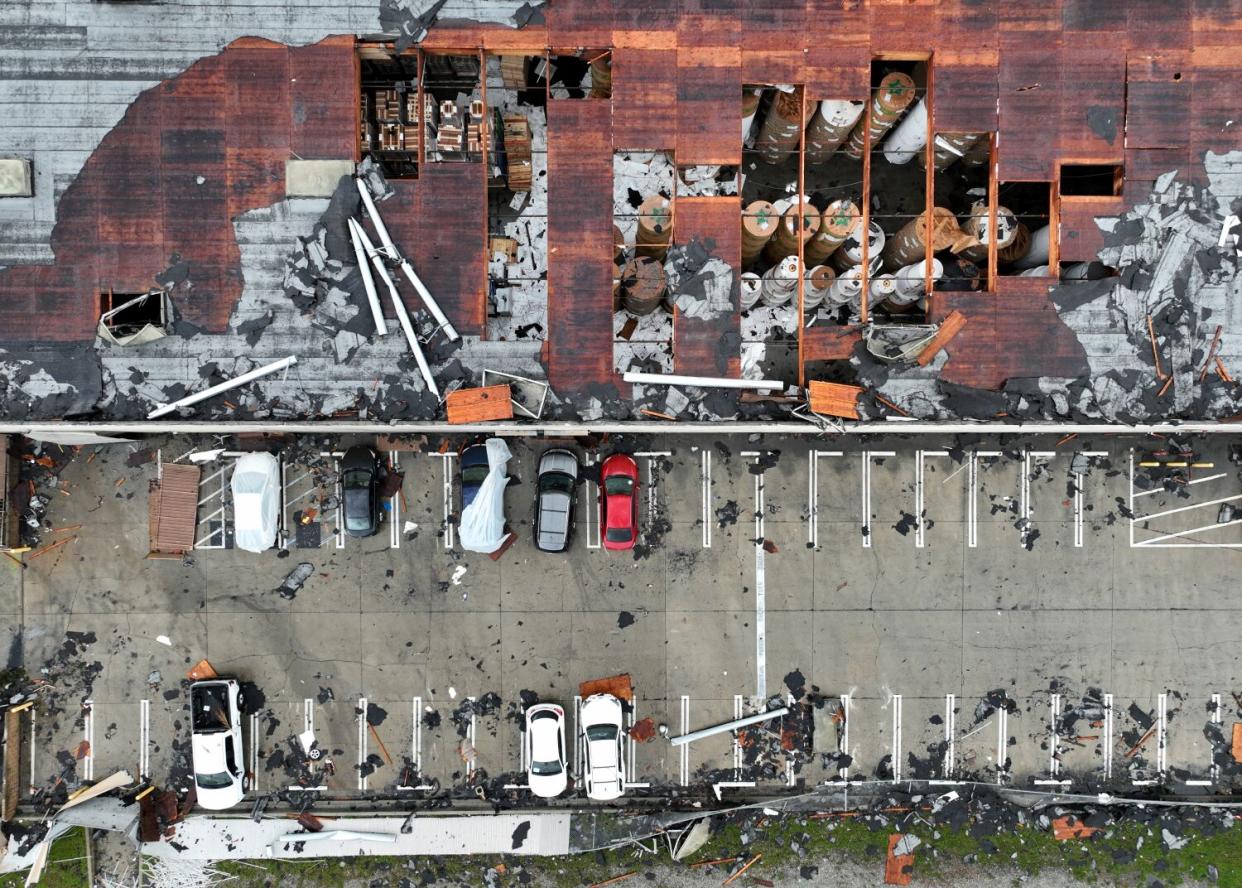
[679,696,689,786]
[627,699,637,781]
[890,693,902,782]
[860,450,895,548]
[29,709,36,796]
[701,450,712,548]
[943,694,955,779]
[248,713,260,793]
[785,693,796,786]
[466,697,477,778]
[1034,694,1071,786]
[413,696,423,777]
[733,695,743,774]
[572,696,582,777]
[972,451,1000,549]
[583,454,600,550]
[1103,693,1114,781]
[429,452,457,549]
[837,694,850,781]
[304,698,314,735]
[743,451,768,698]
[139,699,150,781]
[1157,692,1168,777]
[1207,693,1222,785]
[914,450,948,548]
[634,452,669,534]
[82,699,94,782]
[388,452,402,549]
[357,697,369,791]
[995,702,1008,784]
[1019,451,1056,546]
[807,450,842,549]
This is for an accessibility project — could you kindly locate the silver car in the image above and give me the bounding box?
[535,449,579,553]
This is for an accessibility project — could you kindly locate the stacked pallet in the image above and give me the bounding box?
[503,115,532,191]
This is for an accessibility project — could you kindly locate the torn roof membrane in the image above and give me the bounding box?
[0,2,1238,425]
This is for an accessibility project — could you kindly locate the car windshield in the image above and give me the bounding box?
[605,526,633,543]
[604,475,633,495]
[462,465,490,485]
[342,469,370,490]
[531,758,563,776]
[586,724,617,742]
[540,472,574,494]
[195,771,234,790]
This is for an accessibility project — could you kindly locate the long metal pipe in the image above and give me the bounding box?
[354,176,460,342]
[353,224,440,398]
[347,218,388,336]
[354,177,398,259]
[147,356,298,420]
[670,707,790,748]
[623,371,785,391]
[398,260,460,342]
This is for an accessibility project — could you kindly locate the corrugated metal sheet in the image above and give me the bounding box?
[149,464,201,555]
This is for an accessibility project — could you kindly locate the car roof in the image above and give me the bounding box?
[340,445,377,471]
[581,694,623,723]
[529,713,561,759]
[539,449,579,476]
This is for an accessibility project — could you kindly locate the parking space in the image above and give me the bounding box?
[17,432,1242,808]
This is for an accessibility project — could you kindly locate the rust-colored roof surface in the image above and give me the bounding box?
[0,36,357,343]
[0,1,1237,413]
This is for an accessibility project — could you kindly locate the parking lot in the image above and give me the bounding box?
[6,432,1242,806]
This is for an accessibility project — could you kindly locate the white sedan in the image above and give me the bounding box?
[190,679,246,810]
[581,694,626,801]
[524,703,568,798]
[230,452,280,552]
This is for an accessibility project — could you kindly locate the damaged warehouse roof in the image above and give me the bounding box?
[0,0,1240,427]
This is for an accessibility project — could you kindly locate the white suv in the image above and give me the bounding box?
[580,694,625,801]
[190,679,246,809]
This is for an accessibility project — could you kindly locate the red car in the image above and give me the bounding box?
[600,453,639,551]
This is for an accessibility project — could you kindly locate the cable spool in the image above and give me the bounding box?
[871,273,900,310]
[635,195,673,260]
[740,272,762,310]
[843,72,916,159]
[756,87,806,165]
[589,54,612,98]
[996,221,1031,265]
[831,220,885,273]
[882,207,968,270]
[803,265,835,310]
[613,223,625,264]
[618,256,667,316]
[891,258,943,306]
[741,200,777,266]
[882,96,928,165]
[961,136,990,168]
[827,265,864,310]
[960,200,1018,263]
[764,199,819,263]
[924,132,982,171]
[1011,223,1051,270]
[805,100,865,164]
[761,255,800,307]
[742,88,762,143]
[804,199,860,265]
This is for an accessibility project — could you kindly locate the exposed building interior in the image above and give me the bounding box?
[0,1,1238,428]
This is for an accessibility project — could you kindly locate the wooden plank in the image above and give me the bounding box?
[916,309,968,366]
[807,381,862,420]
[149,463,201,555]
[1052,815,1099,840]
[884,834,914,885]
[445,384,514,424]
[1231,723,1242,763]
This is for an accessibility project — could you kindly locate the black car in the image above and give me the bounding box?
[340,445,381,538]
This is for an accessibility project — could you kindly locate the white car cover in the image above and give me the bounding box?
[459,438,511,554]
[230,452,280,553]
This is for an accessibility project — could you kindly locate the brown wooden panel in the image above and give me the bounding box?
[1125,53,1192,150]
[411,164,488,336]
[1059,38,1125,159]
[676,46,742,165]
[1058,196,1124,262]
[929,279,1089,391]
[290,36,359,159]
[547,101,615,392]
[997,43,1061,180]
[545,0,613,49]
[933,53,999,133]
[673,197,741,377]
[742,0,807,51]
[611,47,677,149]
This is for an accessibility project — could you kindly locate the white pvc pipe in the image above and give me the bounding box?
[347,218,388,337]
[883,96,928,165]
[354,224,440,397]
[147,356,297,420]
[670,707,790,747]
[399,260,460,343]
[623,371,785,392]
[1011,223,1051,269]
[354,177,398,259]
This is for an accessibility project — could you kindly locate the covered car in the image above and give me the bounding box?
[230,452,280,552]
[459,438,512,554]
